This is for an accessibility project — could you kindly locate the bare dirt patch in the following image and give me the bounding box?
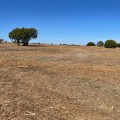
[0,44,120,120]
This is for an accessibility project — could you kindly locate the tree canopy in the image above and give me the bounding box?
[104,40,116,48]
[9,28,38,46]
[87,42,96,46]
[97,41,104,47]
[0,39,4,43]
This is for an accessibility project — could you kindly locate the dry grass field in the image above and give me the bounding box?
[0,43,120,120]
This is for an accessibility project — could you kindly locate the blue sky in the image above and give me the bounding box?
[0,0,120,45]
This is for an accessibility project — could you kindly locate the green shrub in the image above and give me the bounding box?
[116,43,120,47]
[37,42,41,44]
[104,40,116,48]
[87,42,96,46]
[70,44,80,46]
[0,39,4,43]
[97,41,104,47]
[63,44,68,45]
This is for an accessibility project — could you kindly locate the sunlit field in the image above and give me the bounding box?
[0,43,120,120]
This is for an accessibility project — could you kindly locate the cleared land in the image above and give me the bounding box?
[0,43,120,120]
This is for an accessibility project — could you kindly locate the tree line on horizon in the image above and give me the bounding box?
[0,27,120,48]
[87,40,120,48]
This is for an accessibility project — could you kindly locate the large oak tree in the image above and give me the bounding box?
[9,28,38,46]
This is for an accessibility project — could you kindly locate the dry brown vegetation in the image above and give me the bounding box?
[0,43,120,120]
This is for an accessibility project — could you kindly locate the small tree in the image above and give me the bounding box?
[87,42,96,46]
[0,39,4,43]
[116,43,120,47]
[97,41,104,47]
[104,40,116,48]
[9,28,38,46]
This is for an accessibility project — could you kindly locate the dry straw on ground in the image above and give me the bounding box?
[0,43,120,120]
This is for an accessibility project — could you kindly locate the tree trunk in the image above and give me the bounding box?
[22,39,29,46]
[22,43,28,46]
[16,40,20,45]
